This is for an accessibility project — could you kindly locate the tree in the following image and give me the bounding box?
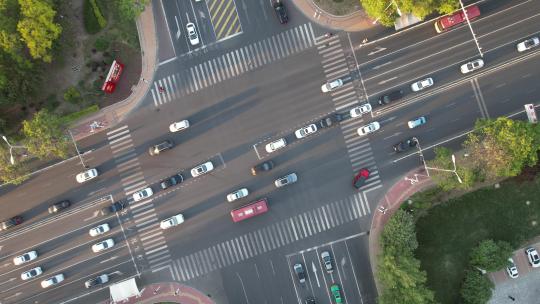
[427,147,478,191]
[0,145,29,185]
[469,239,513,272]
[460,269,493,304]
[113,0,150,23]
[360,0,459,27]
[464,117,540,178]
[22,109,70,159]
[17,0,62,62]
[380,209,418,253]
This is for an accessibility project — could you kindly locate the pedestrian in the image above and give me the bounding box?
[362,38,369,44]
[159,86,165,94]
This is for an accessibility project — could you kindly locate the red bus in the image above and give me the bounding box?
[230,198,268,223]
[434,5,480,33]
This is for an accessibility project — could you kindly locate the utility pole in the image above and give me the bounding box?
[413,137,463,183]
[459,0,483,57]
[67,130,88,169]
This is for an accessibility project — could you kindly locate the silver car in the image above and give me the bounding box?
[321,251,334,273]
[411,77,433,92]
[275,173,298,188]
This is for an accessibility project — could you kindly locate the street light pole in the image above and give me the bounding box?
[459,0,483,57]
[413,137,463,184]
[67,130,88,169]
[2,135,25,165]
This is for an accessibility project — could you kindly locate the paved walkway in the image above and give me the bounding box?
[368,167,435,292]
[99,282,214,304]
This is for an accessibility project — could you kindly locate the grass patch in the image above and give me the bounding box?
[60,104,99,126]
[313,0,362,16]
[415,178,540,304]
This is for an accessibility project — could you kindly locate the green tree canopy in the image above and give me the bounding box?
[380,208,418,253]
[22,109,70,159]
[113,0,149,23]
[469,239,513,272]
[460,269,493,304]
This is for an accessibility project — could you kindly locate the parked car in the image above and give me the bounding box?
[517,37,539,52]
[160,174,184,190]
[89,223,110,237]
[271,0,288,24]
[191,161,214,177]
[13,250,38,266]
[251,160,274,175]
[407,116,427,129]
[506,258,518,278]
[92,238,115,253]
[160,214,185,229]
[321,251,333,273]
[293,263,306,284]
[526,247,540,267]
[227,188,249,202]
[378,90,403,105]
[350,103,372,118]
[169,120,190,132]
[0,215,23,231]
[411,77,434,92]
[295,124,317,139]
[85,274,109,288]
[76,168,98,183]
[132,188,153,202]
[41,274,64,288]
[186,22,200,45]
[148,140,174,156]
[265,138,287,153]
[460,59,484,74]
[275,173,298,188]
[321,79,344,93]
[21,266,43,280]
[330,284,343,303]
[353,168,370,189]
[393,137,417,152]
[357,122,380,136]
[48,200,71,214]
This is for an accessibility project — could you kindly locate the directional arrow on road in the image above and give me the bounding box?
[311,261,320,288]
[368,46,387,56]
[340,257,348,280]
[84,210,101,221]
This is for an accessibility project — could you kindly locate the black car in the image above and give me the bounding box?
[148,139,174,156]
[0,215,23,231]
[48,200,71,214]
[160,174,184,190]
[393,137,417,152]
[272,0,288,24]
[305,297,316,304]
[318,113,345,128]
[251,160,274,176]
[378,89,403,105]
[101,201,125,215]
[294,263,306,284]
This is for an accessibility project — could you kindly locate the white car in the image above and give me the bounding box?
[191,161,214,177]
[295,124,317,139]
[321,79,344,93]
[265,138,287,153]
[357,122,380,136]
[132,187,153,202]
[410,77,434,92]
[169,120,190,132]
[186,22,199,46]
[41,274,64,288]
[517,37,539,52]
[227,188,249,202]
[460,59,484,74]
[160,214,185,229]
[21,266,43,280]
[13,250,38,265]
[76,168,98,183]
[407,116,427,129]
[274,173,298,188]
[92,238,115,253]
[506,258,518,278]
[350,103,372,118]
[526,247,540,268]
[89,223,110,237]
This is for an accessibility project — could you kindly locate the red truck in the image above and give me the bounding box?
[434,5,480,33]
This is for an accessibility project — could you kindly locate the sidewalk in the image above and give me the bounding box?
[99,282,214,304]
[368,167,435,292]
[292,0,378,32]
[69,2,158,141]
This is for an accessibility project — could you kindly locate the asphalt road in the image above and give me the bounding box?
[0,0,539,303]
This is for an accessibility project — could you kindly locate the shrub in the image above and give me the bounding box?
[94,36,110,52]
[44,94,59,111]
[83,0,101,34]
[460,269,493,304]
[90,0,107,29]
[63,86,82,104]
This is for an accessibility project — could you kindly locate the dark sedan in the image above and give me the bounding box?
[272,0,288,24]
[160,174,184,189]
[48,200,71,214]
[393,137,417,152]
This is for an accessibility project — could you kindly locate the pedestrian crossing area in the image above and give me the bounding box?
[316,36,381,188]
[151,23,316,107]
[106,126,171,271]
[169,192,370,282]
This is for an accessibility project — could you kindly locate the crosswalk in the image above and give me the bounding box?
[151,23,316,107]
[106,126,171,271]
[316,36,381,188]
[169,192,371,282]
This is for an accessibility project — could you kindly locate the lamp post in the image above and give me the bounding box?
[459,0,483,58]
[2,135,26,165]
[67,130,88,169]
[413,137,463,184]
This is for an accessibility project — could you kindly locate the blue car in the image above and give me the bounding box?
[408,116,427,129]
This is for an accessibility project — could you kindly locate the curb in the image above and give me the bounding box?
[99,282,215,304]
